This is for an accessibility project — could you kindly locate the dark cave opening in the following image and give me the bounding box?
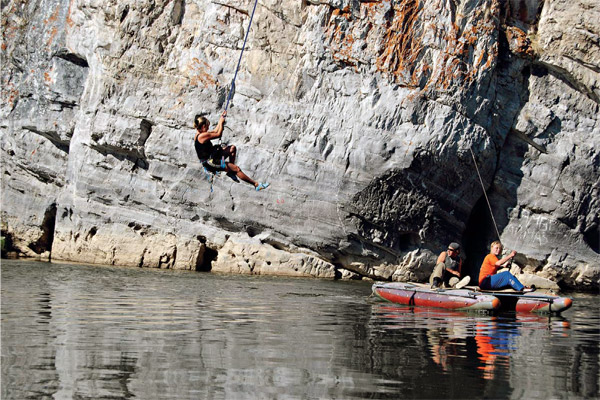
[1,231,16,258]
[461,195,498,284]
[583,226,600,254]
[27,203,57,258]
[195,235,218,272]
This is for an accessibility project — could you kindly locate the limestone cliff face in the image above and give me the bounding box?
[1,0,598,289]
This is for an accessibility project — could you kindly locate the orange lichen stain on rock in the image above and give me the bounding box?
[474,49,486,69]
[1,80,19,108]
[43,4,62,47]
[331,5,352,19]
[363,1,382,18]
[66,0,76,28]
[411,63,430,87]
[330,23,359,68]
[505,26,534,59]
[44,67,55,84]
[2,1,35,48]
[46,26,58,47]
[8,89,19,107]
[326,1,390,71]
[187,58,216,88]
[485,43,497,69]
[434,26,469,90]
[424,4,499,92]
[48,5,60,23]
[168,97,185,111]
[326,7,357,69]
[2,17,20,43]
[43,4,60,25]
[375,0,423,85]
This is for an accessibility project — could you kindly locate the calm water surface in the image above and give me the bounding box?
[1,260,599,399]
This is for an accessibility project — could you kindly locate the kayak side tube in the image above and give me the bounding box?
[475,291,574,314]
[372,282,500,311]
[515,294,573,314]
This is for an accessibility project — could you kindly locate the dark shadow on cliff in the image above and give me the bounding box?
[461,126,533,281]
[1,231,17,258]
[461,193,506,285]
[460,31,535,280]
[28,203,57,259]
[196,235,218,272]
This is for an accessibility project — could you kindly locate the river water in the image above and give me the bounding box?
[1,260,598,399]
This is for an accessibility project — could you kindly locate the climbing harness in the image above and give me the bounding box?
[202,162,225,193]
[469,147,501,240]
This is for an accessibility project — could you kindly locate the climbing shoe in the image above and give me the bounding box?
[255,182,269,191]
[454,276,470,289]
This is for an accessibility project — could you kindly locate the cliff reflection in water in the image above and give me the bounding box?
[1,260,598,399]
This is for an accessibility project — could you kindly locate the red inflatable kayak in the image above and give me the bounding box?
[372,282,573,314]
[372,282,500,311]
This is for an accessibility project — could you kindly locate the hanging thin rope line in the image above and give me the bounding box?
[223,0,259,115]
[469,147,501,240]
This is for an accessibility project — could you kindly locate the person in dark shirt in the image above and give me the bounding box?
[429,242,470,289]
[194,111,269,191]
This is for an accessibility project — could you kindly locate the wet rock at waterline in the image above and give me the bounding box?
[1,0,598,290]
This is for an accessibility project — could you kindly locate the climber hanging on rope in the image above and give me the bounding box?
[194,111,269,191]
[192,0,268,191]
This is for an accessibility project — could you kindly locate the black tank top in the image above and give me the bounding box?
[194,140,214,160]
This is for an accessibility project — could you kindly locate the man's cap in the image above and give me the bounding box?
[448,242,461,250]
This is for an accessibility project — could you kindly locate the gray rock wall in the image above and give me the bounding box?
[1,0,598,289]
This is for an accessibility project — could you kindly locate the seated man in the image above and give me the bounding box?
[430,242,470,289]
[478,240,534,292]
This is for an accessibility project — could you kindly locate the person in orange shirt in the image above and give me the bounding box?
[478,240,534,292]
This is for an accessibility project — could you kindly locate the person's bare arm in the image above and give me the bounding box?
[449,263,461,277]
[196,111,227,143]
[212,110,226,138]
[495,250,516,267]
[436,252,446,265]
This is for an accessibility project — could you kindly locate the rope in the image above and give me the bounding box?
[215,0,260,155]
[203,166,216,192]
[221,0,260,131]
[469,147,501,240]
